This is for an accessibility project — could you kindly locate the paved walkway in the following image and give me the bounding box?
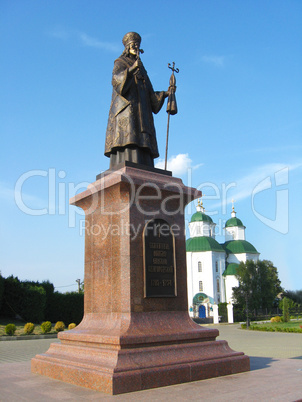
[0,324,301,401]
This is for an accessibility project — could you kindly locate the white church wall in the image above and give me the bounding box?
[224,275,239,303]
[211,252,226,303]
[210,224,216,239]
[237,227,246,240]
[225,229,235,242]
[227,253,259,265]
[225,226,245,241]
[226,253,240,264]
[189,221,213,238]
[186,251,214,309]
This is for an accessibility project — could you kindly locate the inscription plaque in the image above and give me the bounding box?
[143,219,177,297]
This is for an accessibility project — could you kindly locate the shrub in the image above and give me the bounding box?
[54,321,65,332]
[68,323,76,330]
[5,323,16,336]
[271,316,282,323]
[248,325,302,333]
[41,321,52,334]
[282,297,290,323]
[241,323,247,329]
[24,322,35,334]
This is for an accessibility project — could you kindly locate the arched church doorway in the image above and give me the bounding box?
[198,305,206,318]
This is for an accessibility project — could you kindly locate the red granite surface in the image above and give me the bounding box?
[31,166,250,395]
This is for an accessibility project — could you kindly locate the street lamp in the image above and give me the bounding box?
[76,279,81,293]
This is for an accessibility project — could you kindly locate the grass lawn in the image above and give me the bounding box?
[248,319,302,333]
[0,318,57,337]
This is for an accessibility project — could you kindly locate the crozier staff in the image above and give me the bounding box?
[105,32,169,168]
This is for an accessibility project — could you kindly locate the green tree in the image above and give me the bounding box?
[233,260,283,316]
[282,297,290,322]
[283,289,302,305]
[279,296,300,318]
[279,297,297,311]
[218,302,228,322]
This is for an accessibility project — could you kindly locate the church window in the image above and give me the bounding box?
[199,281,203,292]
[216,278,220,293]
[198,261,202,272]
[215,261,218,272]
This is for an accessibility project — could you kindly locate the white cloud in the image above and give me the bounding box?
[251,144,302,154]
[0,181,47,211]
[48,27,71,41]
[202,55,225,67]
[232,162,302,202]
[78,32,120,52]
[155,153,203,176]
[0,182,14,201]
[49,28,119,53]
[209,162,302,211]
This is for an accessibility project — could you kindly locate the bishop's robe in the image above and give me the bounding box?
[105,54,166,163]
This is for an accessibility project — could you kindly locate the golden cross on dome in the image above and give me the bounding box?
[232,198,235,212]
[197,197,205,213]
[197,197,204,207]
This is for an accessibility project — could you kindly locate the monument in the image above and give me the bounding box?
[31,32,250,395]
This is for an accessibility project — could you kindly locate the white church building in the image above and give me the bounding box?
[186,199,260,319]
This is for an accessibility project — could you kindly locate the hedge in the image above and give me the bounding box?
[0,276,46,322]
[0,276,84,324]
[249,325,302,333]
[0,274,4,310]
[218,302,228,322]
[45,291,84,325]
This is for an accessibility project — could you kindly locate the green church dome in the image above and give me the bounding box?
[222,263,239,276]
[190,211,213,223]
[225,217,245,228]
[222,240,258,254]
[186,236,224,252]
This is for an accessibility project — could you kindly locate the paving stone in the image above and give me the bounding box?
[1,324,301,400]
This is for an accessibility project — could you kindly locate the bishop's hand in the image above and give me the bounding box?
[129,59,142,74]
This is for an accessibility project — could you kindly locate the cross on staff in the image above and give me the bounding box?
[165,62,179,170]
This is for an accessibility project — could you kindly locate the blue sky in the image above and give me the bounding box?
[1,0,301,293]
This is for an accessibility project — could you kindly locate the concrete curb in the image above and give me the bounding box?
[0,334,58,341]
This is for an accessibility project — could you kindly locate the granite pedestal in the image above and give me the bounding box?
[31,164,250,394]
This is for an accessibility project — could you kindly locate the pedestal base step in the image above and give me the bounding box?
[31,339,250,395]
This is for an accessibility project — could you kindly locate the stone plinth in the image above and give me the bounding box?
[31,164,249,394]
